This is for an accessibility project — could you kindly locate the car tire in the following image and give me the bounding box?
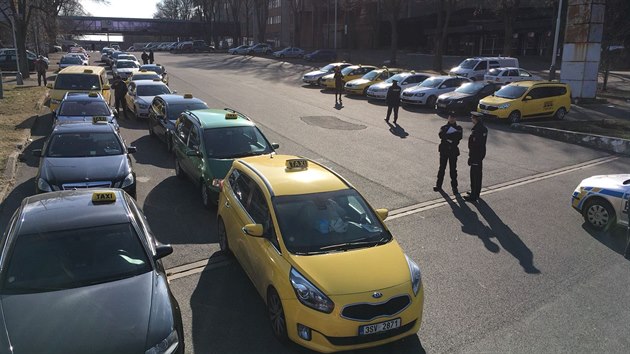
[583,198,616,231]
[363,87,369,96]
[267,287,288,343]
[508,110,521,124]
[174,159,184,179]
[554,107,567,120]
[426,95,437,108]
[217,218,231,256]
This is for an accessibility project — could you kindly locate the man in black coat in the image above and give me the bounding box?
[434,115,463,194]
[149,49,155,64]
[334,66,344,105]
[141,51,149,65]
[111,75,129,119]
[385,80,402,124]
[464,112,488,202]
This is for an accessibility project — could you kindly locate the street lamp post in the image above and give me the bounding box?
[549,0,563,81]
[334,0,337,50]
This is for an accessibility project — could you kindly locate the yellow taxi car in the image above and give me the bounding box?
[344,67,404,95]
[127,69,162,83]
[319,65,377,90]
[216,155,424,353]
[47,66,110,111]
[477,81,571,123]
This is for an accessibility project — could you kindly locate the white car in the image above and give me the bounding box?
[571,174,630,230]
[400,76,471,107]
[125,80,173,118]
[301,62,352,85]
[228,45,251,55]
[484,67,542,85]
[273,47,305,58]
[366,72,432,100]
[65,53,89,65]
[112,59,139,80]
[116,54,140,66]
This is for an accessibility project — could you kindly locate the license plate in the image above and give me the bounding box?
[359,318,401,335]
[480,109,490,114]
[438,103,446,108]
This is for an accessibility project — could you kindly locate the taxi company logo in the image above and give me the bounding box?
[372,292,383,299]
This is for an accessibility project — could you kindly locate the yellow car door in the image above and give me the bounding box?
[522,87,548,118]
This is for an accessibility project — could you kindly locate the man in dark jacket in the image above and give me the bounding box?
[434,115,463,194]
[141,51,149,65]
[148,49,155,64]
[385,80,402,124]
[111,75,129,119]
[334,66,344,105]
[464,112,488,202]
[34,55,48,86]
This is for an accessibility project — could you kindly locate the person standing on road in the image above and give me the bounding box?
[464,112,488,202]
[34,55,48,86]
[149,49,155,64]
[334,66,344,106]
[434,115,463,194]
[112,75,129,119]
[385,80,402,124]
[141,51,149,65]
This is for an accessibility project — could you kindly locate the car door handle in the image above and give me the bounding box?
[224,201,230,208]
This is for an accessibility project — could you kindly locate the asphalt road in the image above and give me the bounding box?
[1,52,629,354]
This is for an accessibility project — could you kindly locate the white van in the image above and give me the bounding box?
[449,57,519,81]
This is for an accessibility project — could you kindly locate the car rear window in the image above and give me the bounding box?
[46,132,123,157]
[54,74,101,90]
[59,101,110,116]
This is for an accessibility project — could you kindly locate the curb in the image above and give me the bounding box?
[511,123,630,155]
[0,152,20,204]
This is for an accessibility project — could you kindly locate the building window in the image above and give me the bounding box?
[269,0,280,9]
[267,15,281,25]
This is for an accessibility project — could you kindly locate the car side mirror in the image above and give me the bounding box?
[272,143,280,149]
[242,224,264,237]
[127,146,137,153]
[103,84,111,90]
[524,95,532,101]
[154,244,173,260]
[32,149,42,157]
[46,83,53,89]
[375,208,389,221]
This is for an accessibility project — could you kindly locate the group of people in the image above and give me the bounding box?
[141,49,155,65]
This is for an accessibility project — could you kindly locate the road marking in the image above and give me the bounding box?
[388,155,620,220]
[166,155,620,280]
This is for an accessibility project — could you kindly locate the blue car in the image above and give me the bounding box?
[54,92,118,130]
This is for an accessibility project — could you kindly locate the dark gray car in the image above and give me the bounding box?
[0,189,183,354]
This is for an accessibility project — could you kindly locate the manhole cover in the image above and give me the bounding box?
[301,116,366,130]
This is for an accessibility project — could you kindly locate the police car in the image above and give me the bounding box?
[54,92,118,130]
[33,121,137,198]
[0,189,183,354]
[571,174,630,230]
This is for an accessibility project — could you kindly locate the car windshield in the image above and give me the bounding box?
[386,73,410,83]
[59,101,111,116]
[137,85,171,96]
[273,189,392,255]
[495,85,528,99]
[321,64,336,71]
[167,103,208,120]
[132,74,160,81]
[116,61,138,69]
[202,126,273,159]
[459,59,478,69]
[362,71,380,80]
[341,66,357,75]
[1,223,151,293]
[54,74,101,90]
[455,82,486,94]
[46,132,123,157]
[487,68,502,76]
[119,55,136,61]
[60,57,82,64]
[420,78,442,88]
[141,66,163,74]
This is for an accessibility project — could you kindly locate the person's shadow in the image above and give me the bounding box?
[475,199,541,274]
[334,102,343,110]
[440,190,500,253]
[387,122,409,138]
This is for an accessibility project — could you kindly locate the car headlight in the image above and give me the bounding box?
[121,172,134,188]
[405,255,422,296]
[414,92,425,97]
[290,268,334,313]
[498,103,511,109]
[145,329,179,354]
[37,178,52,192]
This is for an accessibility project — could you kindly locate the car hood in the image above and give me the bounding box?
[439,91,473,101]
[479,95,513,106]
[57,115,115,123]
[304,70,326,77]
[289,240,410,295]
[404,86,436,94]
[579,174,630,191]
[207,158,234,180]
[40,155,129,186]
[370,82,392,90]
[115,68,138,73]
[346,79,371,87]
[137,96,156,105]
[0,273,153,354]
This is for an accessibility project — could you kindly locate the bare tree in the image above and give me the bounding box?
[286,0,303,46]
[253,0,270,43]
[242,0,254,43]
[432,0,456,72]
[226,0,242,45]
[0,0,44,78]
[155,0,195,20]
[499,0,520,56]
[381,0,408,65]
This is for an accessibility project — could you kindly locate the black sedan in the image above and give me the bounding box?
[33,121,137,198]
[148,94,208,152]
[436,81,500,115]
[304,49,337,62]
[0,189,183,354]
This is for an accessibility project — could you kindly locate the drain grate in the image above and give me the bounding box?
[300,116,367,130]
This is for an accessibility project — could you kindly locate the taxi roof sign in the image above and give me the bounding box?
[88,92,98,97]
[286,158,308,171]
[183,93,193,99]
[225,112,238,119]
[84,69,93,73]
[92,191,116,203]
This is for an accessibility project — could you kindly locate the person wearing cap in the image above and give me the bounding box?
[334,66,344,105]
[434,115,463,194]
[34,55,48,86]
[111,75,129,119]
[141,51,149,65]
[464,112,488,202]
[385,79,402,124]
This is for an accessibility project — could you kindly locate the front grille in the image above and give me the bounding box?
[402,92,414,97]
[341,295,411,321]
[325,319,416,346]
[62,181,112,190]
[479,104,498,111]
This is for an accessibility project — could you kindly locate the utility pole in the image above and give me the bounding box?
[334,0,338,50]
[549,0,563,80]
[9,9,23,85]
